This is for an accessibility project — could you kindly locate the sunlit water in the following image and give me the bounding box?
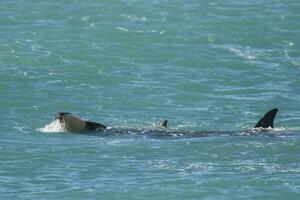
[1,0,300,199]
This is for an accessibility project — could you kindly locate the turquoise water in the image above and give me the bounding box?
[1,0,300,199]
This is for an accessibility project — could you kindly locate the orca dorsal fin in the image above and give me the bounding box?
[254,108,278,128]
[159,120,168,128]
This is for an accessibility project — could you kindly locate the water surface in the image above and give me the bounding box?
[1,0,300,199]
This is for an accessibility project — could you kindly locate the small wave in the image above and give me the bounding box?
[249,127,300,137]
[213,44,267,62]
[251,126,298,132]
[13,126,29,133]
[115,27,128,32]
[81,15,90,22]
[38,120,66,133]
[251,127,280,132]
[121,14,147,22]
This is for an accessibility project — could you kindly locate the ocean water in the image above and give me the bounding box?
[1,0,300,199]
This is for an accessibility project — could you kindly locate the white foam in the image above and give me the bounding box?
[38,120,66,133]
[115,27,128,32]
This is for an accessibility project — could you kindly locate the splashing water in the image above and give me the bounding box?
[38,120,66,133]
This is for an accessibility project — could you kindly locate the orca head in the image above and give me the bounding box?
[54,112,87,132]
[55,112,72,122]
[54,112,106,132]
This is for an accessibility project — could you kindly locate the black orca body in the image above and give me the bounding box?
[54,108,279,137]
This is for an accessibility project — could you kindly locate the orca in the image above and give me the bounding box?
[52,108,279,137]
[159,120,168,128]
[54,112,106,132]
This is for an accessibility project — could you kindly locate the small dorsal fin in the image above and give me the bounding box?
[159,120,168,128]
[254,108,278,128]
